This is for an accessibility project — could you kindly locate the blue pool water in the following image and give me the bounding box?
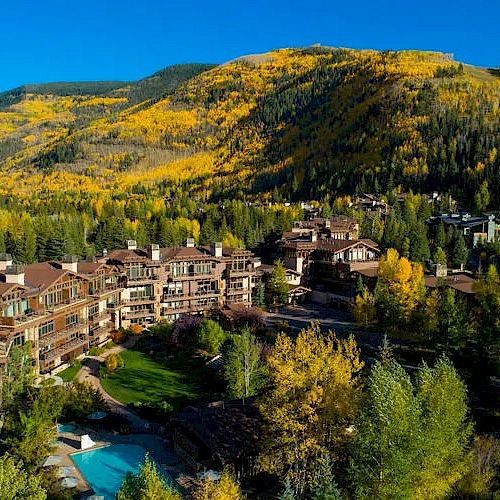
[57,423,76,433]
[71,444,172,499]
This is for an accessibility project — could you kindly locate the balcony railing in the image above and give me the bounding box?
[123,310,156,320]
[173,272,217,280]
[123,297,156,306]
[226,288,250,296]
[40,337,87,362]
[228,268,253,277]
[126,274,159,283]
[0,309,45,327]
[89,325,111,338]
[39,321,87,348]
[88,311,112,324]
[89,283,118,296]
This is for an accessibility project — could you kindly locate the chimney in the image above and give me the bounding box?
[61,255,78,273]
[126,240,137,250]
[5,265,25,286]
[311,231,317,243]
[0,253,12,271]
[211,242,222,258]
[102,248,108,257]
[325,219,331,228]
[147,244,160,261]
[186,238,195,248]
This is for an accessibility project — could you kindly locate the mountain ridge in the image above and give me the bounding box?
[0,47,498,210]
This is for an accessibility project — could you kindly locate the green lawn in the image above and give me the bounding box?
[58,360,82,382]
[100,349,203,409]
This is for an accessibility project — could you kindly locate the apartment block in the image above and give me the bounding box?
[0,241,255,377]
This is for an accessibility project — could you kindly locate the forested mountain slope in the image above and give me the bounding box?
[0,48,499,208]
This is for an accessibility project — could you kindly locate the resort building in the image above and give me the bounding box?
[0,240,255,377]
[276,217,381,306]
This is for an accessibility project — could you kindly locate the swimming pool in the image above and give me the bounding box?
[71,443,173,499]
[57,423,76,433]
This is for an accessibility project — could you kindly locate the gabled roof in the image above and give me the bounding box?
[0,282,29,297]
[23,262,83,292]
[161,246,210,260]
[101,248,150,263]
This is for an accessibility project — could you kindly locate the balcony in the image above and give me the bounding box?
[89,324,111,338]
[172,272,217,281]
[0,308,47,327]
[89,283,118,296]
[228,268,253,277]
[126,275,159,285]
[226,288,250,296]
[123,297,156,306]
[88,311,112,324]
[40,337,87,362]
[123,310,156,320]
[46,296,87,313]
[39,321,87,348]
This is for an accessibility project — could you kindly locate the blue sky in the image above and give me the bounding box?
[1,0,499,91]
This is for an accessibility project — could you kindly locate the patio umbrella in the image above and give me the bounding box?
[88,411,107,420]
[60,476,79,488]
[42,455,62,467]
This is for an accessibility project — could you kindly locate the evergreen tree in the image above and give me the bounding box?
[267,259,289,307]
[252,280,266,308]
[448,229,468,268]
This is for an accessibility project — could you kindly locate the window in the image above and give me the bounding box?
[39,321,54,336]
[172,262,189,277]
[13,334,24,347]
[130,285,152,300]
[197,280,218,294]
[194,262,211,275]
[164,282,183,296]
[65,313,80,327]
[44,291,62,308]
[128,265,143,280]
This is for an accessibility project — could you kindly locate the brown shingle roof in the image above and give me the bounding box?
[23,262,70,291]
[424,274,476,295]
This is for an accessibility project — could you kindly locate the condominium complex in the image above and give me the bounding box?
[0,240,255,376]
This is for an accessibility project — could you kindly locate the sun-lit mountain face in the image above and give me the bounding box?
[0,47,498,206]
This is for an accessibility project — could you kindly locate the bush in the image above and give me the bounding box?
[131,401,174,421]
[129,324,144,336]
[105,352,122,373]
[110,329,128,344]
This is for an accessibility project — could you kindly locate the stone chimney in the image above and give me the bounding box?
[434,263,447,278]
[5,265,25,285]
[147,244,160,261]
[186,238,195,248]
[126,240,137,250]
[61,255,78,273]
[211,242,222,258]
[0,253,13,271]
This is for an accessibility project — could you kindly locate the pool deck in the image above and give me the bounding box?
[55,425,188,496]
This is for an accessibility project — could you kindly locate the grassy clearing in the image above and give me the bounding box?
[100,349,207,410]
[58,360,82,382]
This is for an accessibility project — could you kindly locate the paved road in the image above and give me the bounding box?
[262,303,419,358]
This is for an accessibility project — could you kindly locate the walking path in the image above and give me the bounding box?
[76,337,152,430]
